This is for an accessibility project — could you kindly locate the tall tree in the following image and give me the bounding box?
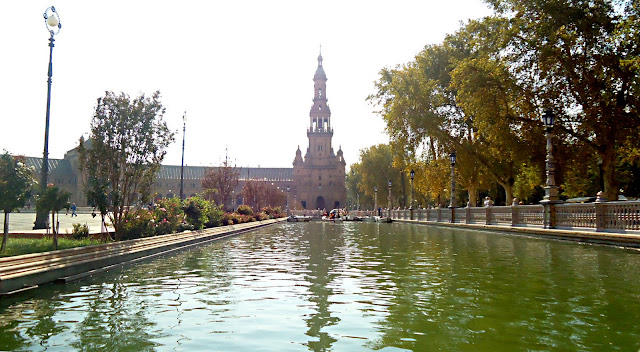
[201,161,239,210]
[79,91,174,240]
[241,180,286,212]
[36,184,70,250]
[0,153,35,253]
[346,167,372,210]
[486,0,640,200]
[350,144,405,209]
[370,20,539,205]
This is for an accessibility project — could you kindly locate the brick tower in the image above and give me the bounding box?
[292,52,346,210]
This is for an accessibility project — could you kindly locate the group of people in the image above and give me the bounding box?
[322,208,348,219]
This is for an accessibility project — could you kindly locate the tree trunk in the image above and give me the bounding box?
[497,180,514,206]
[600,144,618,201]
[101,213,108,242]
[400,174,406,208]
[113,205,121,241]
[52,212,58,250]
[1,211,9,253]
[467,187,478,207]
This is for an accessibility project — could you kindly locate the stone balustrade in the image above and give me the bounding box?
[386,201,640,233]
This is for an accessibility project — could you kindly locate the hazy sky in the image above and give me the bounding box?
[1,1,493,169]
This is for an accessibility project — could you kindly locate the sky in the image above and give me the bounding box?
[1,1,493,170]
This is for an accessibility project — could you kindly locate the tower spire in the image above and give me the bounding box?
[310,51,330,133]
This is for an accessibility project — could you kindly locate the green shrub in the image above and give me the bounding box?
[262,206,284,218]
[237,205,254,216]
[153,197,184,235]
[205,205,224,228]
[120,209,155,240]
[221,213,234,226]
[72,223,90,239]
[177,222,194,232]
[182,196,210,230]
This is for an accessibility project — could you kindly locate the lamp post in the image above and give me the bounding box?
[542,108,558,202]
[410,169,415,220]
[541,107,562,228]
[374,186,378,216]
[179,112,187,200]
[286,186,290,215]
[34,7,62,230]
[449,152,457,208]
[387,180,392,218]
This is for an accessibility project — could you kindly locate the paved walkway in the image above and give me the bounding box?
[1,211,112,235]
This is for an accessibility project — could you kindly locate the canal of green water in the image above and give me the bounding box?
[1,222,639,351]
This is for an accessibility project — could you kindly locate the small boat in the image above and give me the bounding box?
[287,215,312,222]
[345,215,363,221]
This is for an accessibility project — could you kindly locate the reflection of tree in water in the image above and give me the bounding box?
[301,223,345,351]
[72,276,158,351]
[0,296,67,351]
[358,224,640,351]
[69,241,237,351]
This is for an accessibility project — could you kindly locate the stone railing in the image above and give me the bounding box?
[390,201,640,233]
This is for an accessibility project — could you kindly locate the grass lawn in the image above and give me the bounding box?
[0,237,104,257]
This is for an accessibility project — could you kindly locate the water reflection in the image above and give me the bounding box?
[0,222,639,351]
[300,222,343,350]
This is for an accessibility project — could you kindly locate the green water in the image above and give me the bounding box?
[1,222,639,351]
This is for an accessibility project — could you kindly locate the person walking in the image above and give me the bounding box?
[71,203,78,217]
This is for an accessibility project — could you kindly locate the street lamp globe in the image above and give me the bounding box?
[410,169,415,181]
[47,15,58,27]
[543,108,554,128]
[43,7,61,34]
[449,152,457,165]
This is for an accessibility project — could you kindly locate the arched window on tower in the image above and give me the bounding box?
[319,88,323,98]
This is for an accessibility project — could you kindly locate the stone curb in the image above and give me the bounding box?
[0,218,287,296]
[393,219,640,248]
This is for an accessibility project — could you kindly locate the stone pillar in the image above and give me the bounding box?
[542,201,560,229]
[486,206,491,225]
[595,191,608,232]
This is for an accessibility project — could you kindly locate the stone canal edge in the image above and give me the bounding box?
[0,218,287,296]
[394,219,640,249]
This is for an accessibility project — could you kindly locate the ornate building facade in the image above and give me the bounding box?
[292,53,346,210]
[24,150,292,208]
